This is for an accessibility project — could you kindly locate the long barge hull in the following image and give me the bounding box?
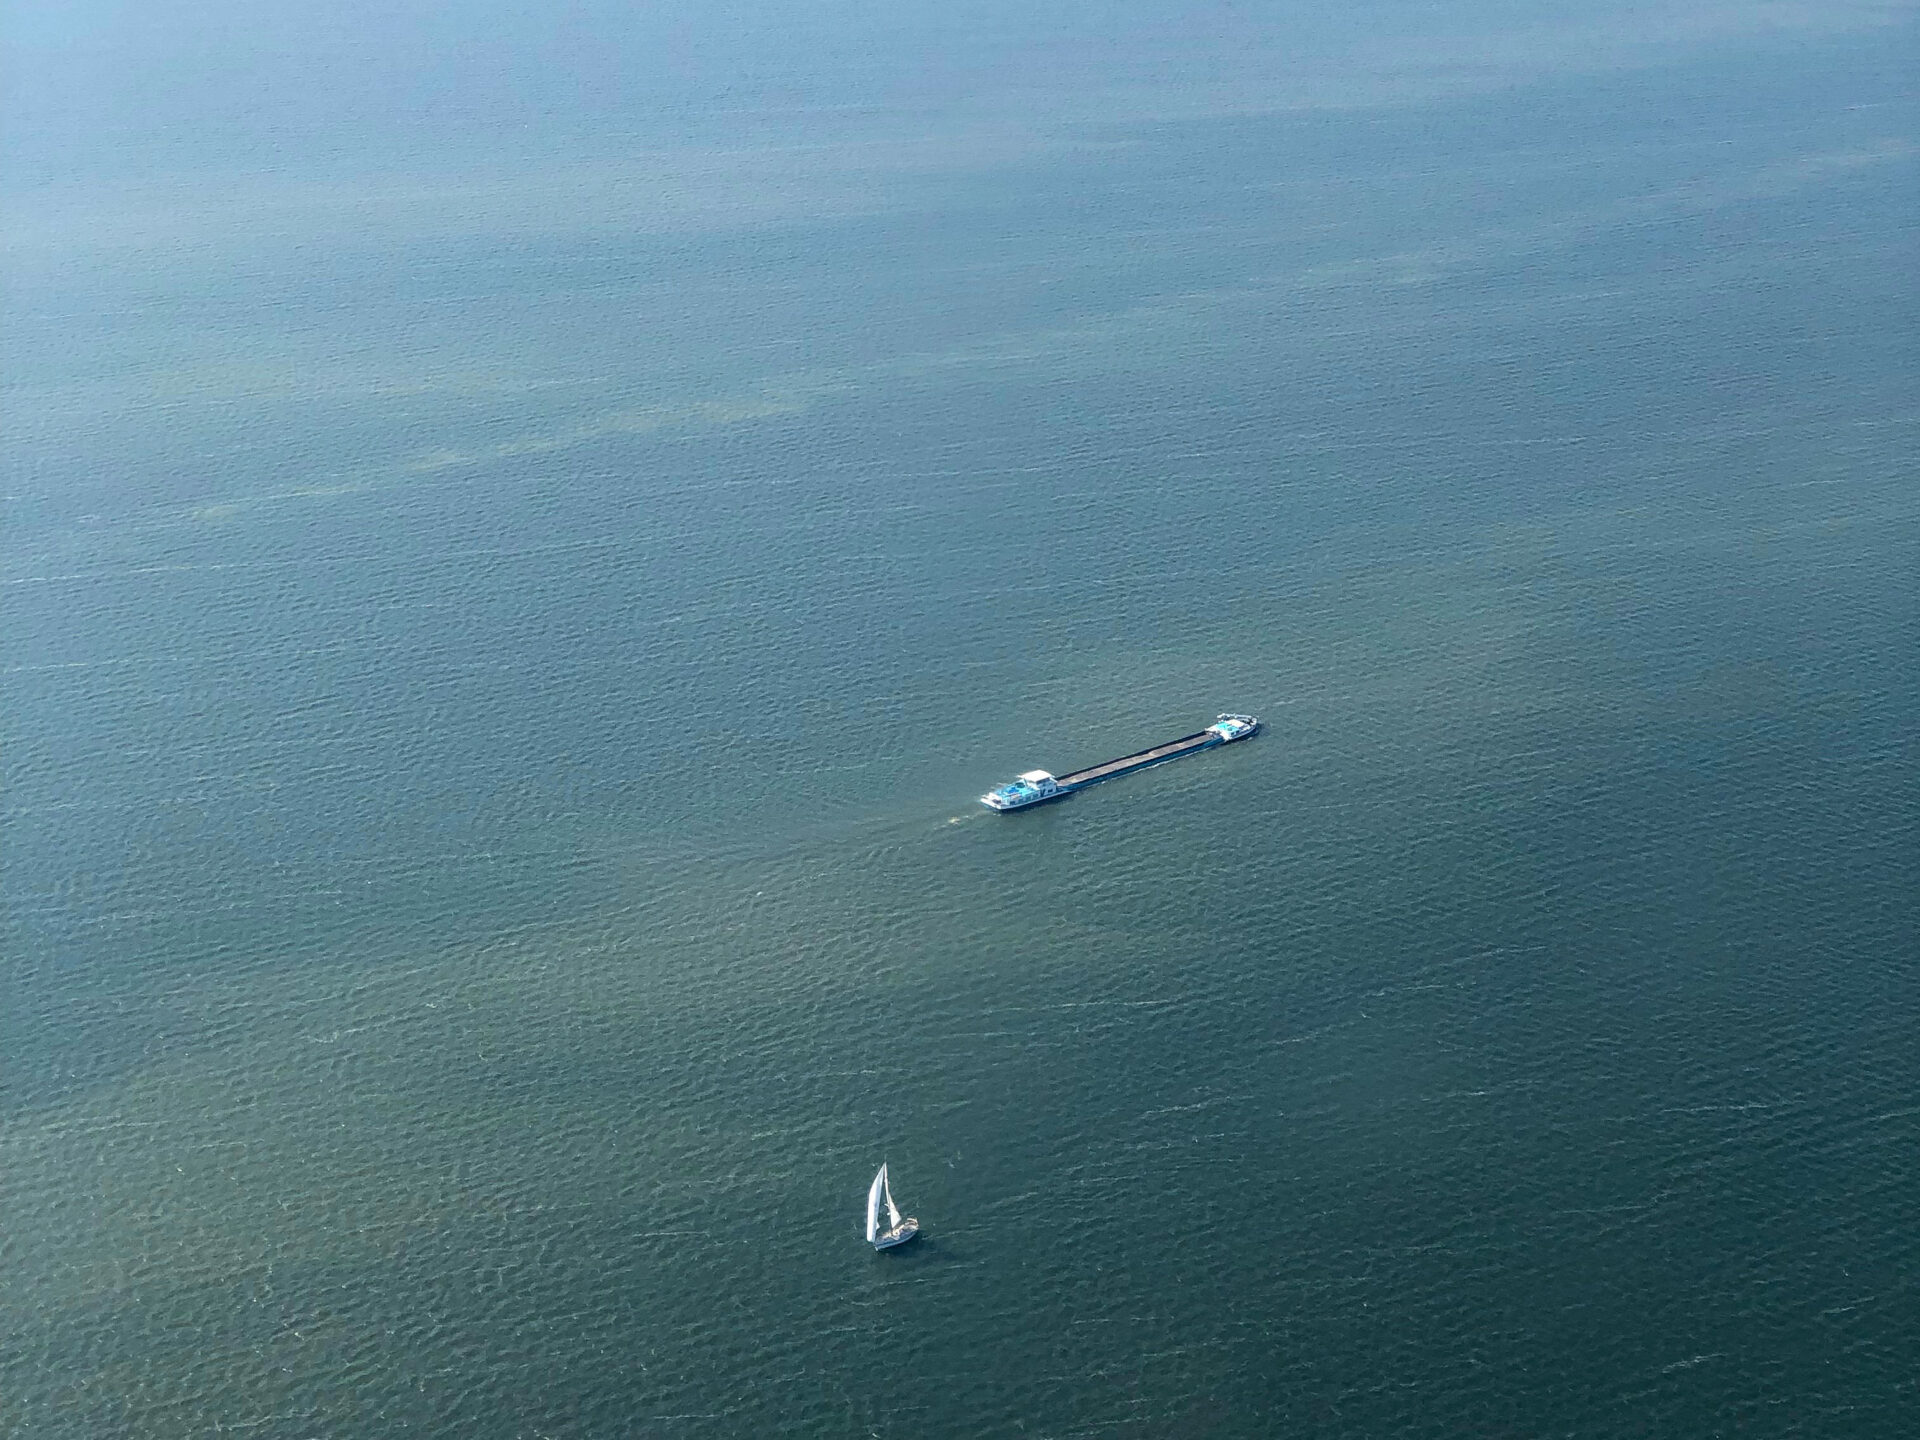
[1054,730,1223,790]
[980,714,1260,811]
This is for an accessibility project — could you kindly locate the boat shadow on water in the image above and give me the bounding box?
[867,1233,938,1265]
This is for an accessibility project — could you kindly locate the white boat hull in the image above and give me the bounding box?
[872,1218,920,1250]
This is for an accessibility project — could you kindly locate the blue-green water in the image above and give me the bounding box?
[5,8,1917,1436]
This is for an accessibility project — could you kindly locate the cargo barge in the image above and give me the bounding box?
[980,714,1260,811]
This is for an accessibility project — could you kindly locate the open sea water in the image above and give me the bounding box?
[4,7,1917,1436]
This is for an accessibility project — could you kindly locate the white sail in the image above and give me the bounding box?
[865,1167,885,1244]
[882,1167,903,1230]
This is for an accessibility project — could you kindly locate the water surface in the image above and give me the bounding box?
[4,7,1917,1436]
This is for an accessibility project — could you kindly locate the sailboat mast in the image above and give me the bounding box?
[882,1166,903,1230]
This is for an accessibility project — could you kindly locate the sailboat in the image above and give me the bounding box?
[865,1163,920,1250]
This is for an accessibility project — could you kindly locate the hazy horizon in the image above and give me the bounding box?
[6,3,1916,1436]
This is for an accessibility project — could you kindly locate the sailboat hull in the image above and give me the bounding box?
[871,1218,920,1250]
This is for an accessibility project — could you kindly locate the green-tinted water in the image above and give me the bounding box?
[5,11,1916,1436]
